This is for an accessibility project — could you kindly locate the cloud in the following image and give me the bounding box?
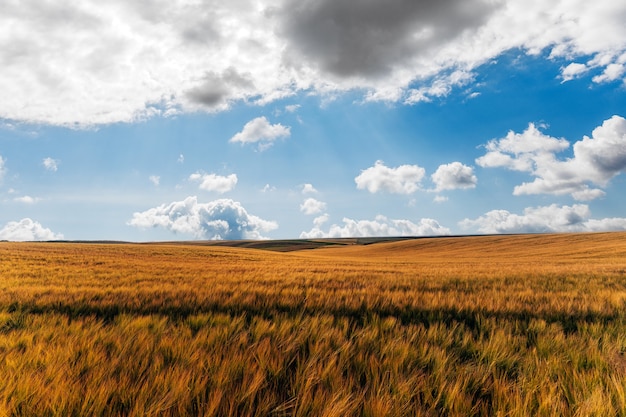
[355,160,425,194]
[14,195,40,204]
[278,0,496,80]
[177,154,185,164]
[186,67,255,110]
[301,183,318,194]
[128,196,278,240]
[149,175,160,186]
[300,198,326,215]
[229,117,291,150]
[285,104,301,113]
[189,172,237,193]
[476,115,626,200]
[561,63,588,82]
[1,1,624,126]
[313,213,329,227]
[0,218,63,241]
[261,184,276,193]
[460,204,626,234]
[42,157,59,172]
[431,162,477,191]
[300,215,450,238]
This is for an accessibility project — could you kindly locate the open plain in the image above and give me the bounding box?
[1,232,626,416]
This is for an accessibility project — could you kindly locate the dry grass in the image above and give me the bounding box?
[1,232,626,416]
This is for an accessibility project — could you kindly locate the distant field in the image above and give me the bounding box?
[1,232,626,416]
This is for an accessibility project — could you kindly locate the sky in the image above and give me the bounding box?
[1,0,626,241]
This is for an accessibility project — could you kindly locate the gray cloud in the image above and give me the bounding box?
[186,67,255,108]
[278,0,497,79]
[128,196,278,240]
[0,1,625,126]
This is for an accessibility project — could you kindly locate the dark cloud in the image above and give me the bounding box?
[186,67,255,108]
[278,0,498,79]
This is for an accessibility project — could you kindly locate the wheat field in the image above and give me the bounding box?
[1,232,626,416]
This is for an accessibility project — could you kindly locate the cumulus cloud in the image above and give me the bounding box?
[460,204,626,234]
[42,157,59,172]
[431,162,477,191]
[229,117,291,150]
[1,1,625,126]
[355,160,425,194]
[300,215,450,238]
[128,196,278,240]
[279,0,496,80]
[0,218,63,241]
[476,115,626,200]
[313,213,329,227]
[301,183,318,194]
[561,63,588,82]
[186,67,254,110]
[189,172,237,193]
[300,198,326,215]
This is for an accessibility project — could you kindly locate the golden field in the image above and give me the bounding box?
[1,232,626,416]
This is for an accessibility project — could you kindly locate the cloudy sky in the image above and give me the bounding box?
[1,0,626,241]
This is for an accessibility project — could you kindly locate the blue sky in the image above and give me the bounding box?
[1,0,626,241]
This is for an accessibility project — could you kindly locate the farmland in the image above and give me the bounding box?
[1,232,626,416]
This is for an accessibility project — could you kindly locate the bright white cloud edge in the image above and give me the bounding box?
[460,204,626,234]
[300,215,450,238]
[128,196,277,240]
[476,115,626,201]
[0,1,624,126]
[0,218,64,241]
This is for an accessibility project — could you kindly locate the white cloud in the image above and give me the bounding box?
[149,175,160,186]
[42,157,59,172]
[229,117,291,150]
[313,213,329,227]
[285,104,300,113]
[189,172,237,193]
[301,183,318,194]
[300,215,450,238]
[0,218,63,241]
[476,115,626,200]
[460,204,626,234]
[14,195,40,204]
[434,195,449,203]
[561,63,588,82]
[261,184,276,193]
[128,196,278,240]
[300,198,326,215]
[431,162,477,191]
[1,1,624,127]
[355,160,425,194]
[177,154,185,164]
[592,63,625,83]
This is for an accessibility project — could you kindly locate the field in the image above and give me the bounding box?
[1,232,626,416]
